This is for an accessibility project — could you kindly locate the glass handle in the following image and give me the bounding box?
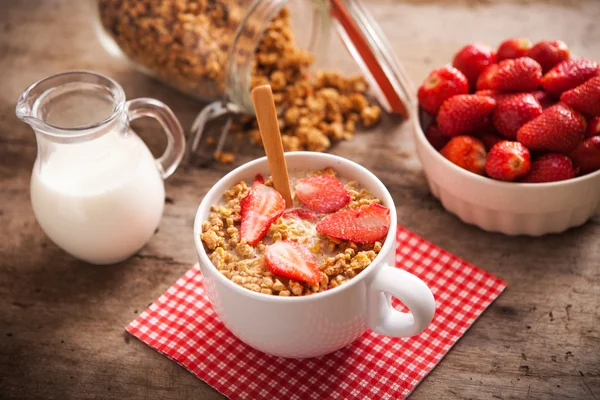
[126,98,186,179]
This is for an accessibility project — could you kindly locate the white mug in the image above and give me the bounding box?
[193,152,435,358]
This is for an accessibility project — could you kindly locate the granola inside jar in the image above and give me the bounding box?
[95,0,412,157]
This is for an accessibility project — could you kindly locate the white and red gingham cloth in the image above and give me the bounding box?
[127,226,507,399]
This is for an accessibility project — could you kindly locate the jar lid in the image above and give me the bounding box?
[330,0,414,117]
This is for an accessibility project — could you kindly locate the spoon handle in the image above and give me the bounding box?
[251,85,294,208]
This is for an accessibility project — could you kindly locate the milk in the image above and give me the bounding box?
[30,131,165,264]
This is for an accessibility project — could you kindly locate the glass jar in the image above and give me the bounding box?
[94,0,413,159]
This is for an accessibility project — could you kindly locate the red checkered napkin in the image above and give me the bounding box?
[127,226,506,399]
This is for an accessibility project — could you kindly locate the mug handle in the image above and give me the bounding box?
[367,265,436,337]
[126,98,186,179]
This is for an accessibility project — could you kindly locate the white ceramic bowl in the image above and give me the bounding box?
[412,107,600,236]
[193,152,435,358]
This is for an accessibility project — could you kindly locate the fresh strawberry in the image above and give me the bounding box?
[418,66,469,115]
[475,90,510,102]
[560,76,600,116]
[492,93,543,139]
[496,38,532,61]
[425,123,450,150]
[295,175,350,213]
[522,154,577,183]
[316,204,391,244]
[526,40,570,73]
[477,131,504,151]
[452,43,497,89]
[264,241,321,284]
[281,208,319,222]
[569,136,600,174]
[476,57,542,92]
[531,90,556,109]
[440,136,487,175]
[541,58,600,96]
[517,103,586,153]
[254,174,265,184]
[585,117,600,138]
[436,94,496,137]
[240,182,285,245]
[485,141,531,181]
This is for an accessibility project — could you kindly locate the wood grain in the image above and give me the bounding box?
[1,1,599,399]
[251,85,293,207]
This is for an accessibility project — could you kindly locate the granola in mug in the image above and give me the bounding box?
[201,168,391,296]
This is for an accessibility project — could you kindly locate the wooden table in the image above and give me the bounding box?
[1,0,599,399]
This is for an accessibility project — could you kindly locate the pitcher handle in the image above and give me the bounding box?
[126,98,186,179]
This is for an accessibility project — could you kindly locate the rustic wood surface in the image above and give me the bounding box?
[1,0,599,399]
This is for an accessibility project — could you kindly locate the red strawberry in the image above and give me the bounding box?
[254,174,265,184]
[541,58,600,96]
[526,40,570,73]
[440,136,487,175]
[496,38,532,61]
[485,141,531,181]
[295,175,350,213]
[264,241,320,284]
[418,66,469,115]
[569,136,600,174]
[477,131,504,151]
[240,182,285,245]
[522,154,577,183]
[585,117,600,138]
[517,103,586,153]
[476,57,542,92]
[475,90,510,102]
[425,123,450,150]
[437,94,496,137]
[492,93,543,139]
[452,43,497,89]
[281,208,319,222]
[560,76,600,117]
[531,90,556,109]
[316,204,391,244]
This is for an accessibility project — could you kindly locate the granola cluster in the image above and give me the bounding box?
[200,169,385,296]
[97,1,382,162]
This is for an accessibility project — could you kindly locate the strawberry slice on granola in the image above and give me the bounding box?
[316,204,391,244]
[264,240,321,285]
[295,175,350,213]
[281,208,320,222]
[240,181,285,245]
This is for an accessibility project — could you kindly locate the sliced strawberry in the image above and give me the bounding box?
[440,135,487,175]
[281,208,319,223]
[526,40,570,73]
[425,123,450,151]
[496,38,532,61]
[295,175,350,213]
[452,43,496,89]
[316,204,391,244]
[521,154,577,183]
[586,117,600,138]
[264,241,320,285]
[417,65,469,115]
[516,103,586,153]
[560,76,600,117]
[254,174,265,184]
[569,136,600,174]
[485,141,531,181]
[476,57,542,93]
[541,58,600,96]
[240,182,285,245]
[492,93,543,139]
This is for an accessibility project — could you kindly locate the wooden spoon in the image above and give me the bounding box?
[251,85,294,208]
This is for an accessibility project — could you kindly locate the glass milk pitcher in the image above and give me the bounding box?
[16,71,185,265]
